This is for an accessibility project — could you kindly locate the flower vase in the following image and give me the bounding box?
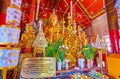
[57,61,62,70]
[87,59,93,68]
[65,59,69,70]
[78,58,85,68]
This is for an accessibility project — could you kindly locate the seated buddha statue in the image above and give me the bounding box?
[20,24,36,53]
[43,10,60,43]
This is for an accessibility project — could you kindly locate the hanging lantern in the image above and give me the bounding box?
[0,25,21,44]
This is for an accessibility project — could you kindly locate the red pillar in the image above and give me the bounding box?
[0,1,8,25]
[109,30,119,53]
[116,7,120,53]
[105,0,119,53]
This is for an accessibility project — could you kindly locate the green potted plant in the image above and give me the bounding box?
[45,40,66,70]
[82,44,96,68]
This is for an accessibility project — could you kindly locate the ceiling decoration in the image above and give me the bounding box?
[78,0,106,20]
[73,2,91,28]
[21,0,106,29]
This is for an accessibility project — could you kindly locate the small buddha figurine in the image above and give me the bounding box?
[20,23,36,53]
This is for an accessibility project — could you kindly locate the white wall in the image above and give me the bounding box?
[91,13,109,37]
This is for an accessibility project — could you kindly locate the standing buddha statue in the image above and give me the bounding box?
[43,10,60,43]
[20,24,36,53]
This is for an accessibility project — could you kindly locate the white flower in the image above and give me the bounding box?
[62,45,65,48]
[59,46,61,48]
[65,46,69,49]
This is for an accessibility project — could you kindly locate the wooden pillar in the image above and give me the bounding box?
[0,0,8,25]
[105,0,119,53]
[115,0,120,53]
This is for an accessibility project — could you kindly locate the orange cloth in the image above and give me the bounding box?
[107,54,120,79]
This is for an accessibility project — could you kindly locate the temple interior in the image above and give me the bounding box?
[0,0,120,79]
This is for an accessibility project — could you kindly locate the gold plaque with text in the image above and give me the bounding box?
[20,57,56,78]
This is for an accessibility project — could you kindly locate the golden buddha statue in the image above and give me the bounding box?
[20,24,36,53]
[43,10,60,43]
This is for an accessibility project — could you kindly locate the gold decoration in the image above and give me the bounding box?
[90,11,94,15]
[43,10,61,43]
[33,20,48,57]
[61,18,65,36]
[63,13,83,68]
[9,4,21,10]
[19,24,36,53]
[2,68,7,79]
[81,0,84,2]
[0,47,20,50]
[78,1,105,20]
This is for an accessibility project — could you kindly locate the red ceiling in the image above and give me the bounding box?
[21,0,106,28]
[78,0,106,19]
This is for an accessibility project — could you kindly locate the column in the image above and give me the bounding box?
[115,0,120,53]
[105,0,119,53]
[0,1,8,25]
[0,0,22,79]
